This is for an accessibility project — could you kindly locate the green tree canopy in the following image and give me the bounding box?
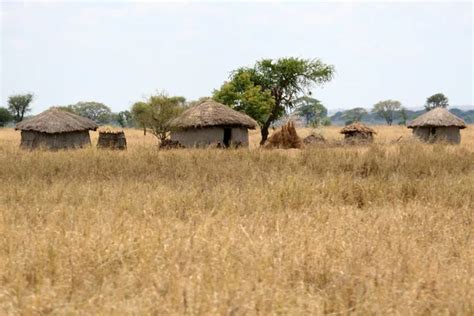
[131,101,152,135]
[116,110,133,128]
[0,107,13,127]
[8,93,34,122]
[213,57,334,144]
[372,100,402,125]
[293,96,327,126]
[398,107,408,126]
[131,93,186,141]
[425,93,449,111]
[343,107,367,124]
[213,71,274,128]
[65,102,113,124]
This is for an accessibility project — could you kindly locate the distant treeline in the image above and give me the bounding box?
[329,107,474,126]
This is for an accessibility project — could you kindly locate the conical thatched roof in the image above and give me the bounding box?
[407,107,466,129]
[340,122,376,134]
[15,108,98,133]
[170,100,258,129]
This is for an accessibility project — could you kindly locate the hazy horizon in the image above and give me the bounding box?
[1,1,472,115]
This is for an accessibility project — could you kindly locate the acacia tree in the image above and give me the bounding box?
[147,94,186,141]
[131,93,186,141]
[425,93,449,111]
[343,107,367,124]
[131,101,152,135]
[8,93,34,122]
[213,71,274,130]
[372,100,401,125]
[213,57,334,144]
[294,96,327,126]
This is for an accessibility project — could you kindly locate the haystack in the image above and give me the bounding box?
[15,108,98,150]
[340,122,376,143]
[407,107,466,144]
[97,129,127,150]
[169,100,258,148]
[265,121,302,149]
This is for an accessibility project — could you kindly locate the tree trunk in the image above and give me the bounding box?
[143,127,147,135]
[260,123,271,145]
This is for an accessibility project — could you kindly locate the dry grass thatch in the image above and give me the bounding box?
[170,100,258,129]
[340,122,376,135]
[265,121,303,149]
[15,108,98,134]
[407,107,467,129]
[98,126,125,134]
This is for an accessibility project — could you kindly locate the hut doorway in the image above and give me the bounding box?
[223,128,232,147]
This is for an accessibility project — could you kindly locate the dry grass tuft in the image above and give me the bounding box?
[0,126,473,314]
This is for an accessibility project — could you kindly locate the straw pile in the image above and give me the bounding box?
[265,121,303,149]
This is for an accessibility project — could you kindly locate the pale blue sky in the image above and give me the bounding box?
[1,1,472,114]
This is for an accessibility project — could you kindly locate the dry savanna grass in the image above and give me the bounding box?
[0,126,473,314]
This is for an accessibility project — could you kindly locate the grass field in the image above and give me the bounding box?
[0,126,473,314]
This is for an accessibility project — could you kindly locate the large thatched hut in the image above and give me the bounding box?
[407,107,466,144]
[15,108,98,150]
[169,100,258,148]
[340,122,376,142]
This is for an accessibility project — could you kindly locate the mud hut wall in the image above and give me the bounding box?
[171,127,224,148]
[435,127,461,143]
[231,127,249,146]
[20,130,91,150]
[412,127,431,142]
[412,126,461,143]
[97,132,127,149]
[344,131,373,140]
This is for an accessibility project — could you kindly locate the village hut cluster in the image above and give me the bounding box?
[12,102,468,151]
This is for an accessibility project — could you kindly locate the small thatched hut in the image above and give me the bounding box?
[340,122,376,142]
[407,107,466,143]
[97,130,127,150]
[15,108,98,150]
[169,100,258,148]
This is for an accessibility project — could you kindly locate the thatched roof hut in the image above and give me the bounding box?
[97,130,127,150]
[407,107,466,143]
[170,100,258,148]
[340,122,376,142]
[15,108,98,150]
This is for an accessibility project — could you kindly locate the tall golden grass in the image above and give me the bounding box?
[0,126,473,314]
